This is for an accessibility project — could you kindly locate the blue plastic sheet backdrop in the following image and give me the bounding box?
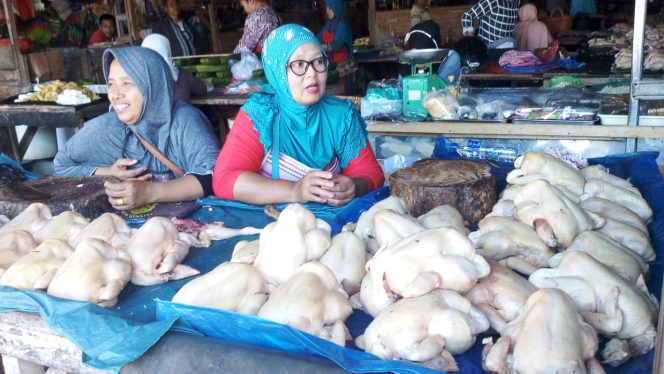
[0,149,662,373]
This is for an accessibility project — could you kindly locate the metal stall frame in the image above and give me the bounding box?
[628,0,664,152]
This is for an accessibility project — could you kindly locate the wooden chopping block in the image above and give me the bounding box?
[389,159,496,225]
[0,176,114,219]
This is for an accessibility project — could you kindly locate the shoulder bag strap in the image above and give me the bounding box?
[134,133,185,177]
[271,113,280,179]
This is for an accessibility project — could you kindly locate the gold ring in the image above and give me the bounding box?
[116,197,124,205]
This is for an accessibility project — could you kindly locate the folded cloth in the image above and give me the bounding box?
[499,50,542,67]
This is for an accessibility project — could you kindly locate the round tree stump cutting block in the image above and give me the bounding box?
[0,176,113,219]
[389,159,496,225]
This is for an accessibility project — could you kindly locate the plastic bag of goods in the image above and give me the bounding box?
[422,89,459,120]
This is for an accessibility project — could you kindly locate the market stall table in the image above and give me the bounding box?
[0,155,662,373]
[0,99,109,162]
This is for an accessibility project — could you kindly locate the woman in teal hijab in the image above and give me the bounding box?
[213,24,383,206]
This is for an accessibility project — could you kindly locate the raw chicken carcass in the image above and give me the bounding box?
[530,251,658,366]
[644,49,664,71]
[254,204,331,288]
[126,217,199,286]
[513,180,604,248]
[582,178,653,222]
[598,218,655,261]
[358,228,490,316]
[581,165,641,196]
[319,231,367,295]
[417,205,469,234]
[0,203,52,235]
[47,238,132,307]
[353,196,407,239]
[469,216,554,275]
[372,209,424,248]
[356,289,489,372]
[482,289,603,374]
[0,239,73,290]
[465,261,537,335]
[172,262,267,315]
[230,239,260,264]
[70,213,132,249]
[506,151,585,200]
[258,262,352,346]
[33,211,89,243]
[0,230,38,275]
[580,197,648,234]
[557,231,649,283]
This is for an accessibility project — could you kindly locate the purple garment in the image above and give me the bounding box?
[234,5,280,53]
[175,68,208,103]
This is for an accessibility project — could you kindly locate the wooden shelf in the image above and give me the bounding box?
[366,121,664,140]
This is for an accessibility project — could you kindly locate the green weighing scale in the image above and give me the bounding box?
[399,48,450,120]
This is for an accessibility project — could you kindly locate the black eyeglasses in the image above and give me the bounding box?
[287,57,329,76]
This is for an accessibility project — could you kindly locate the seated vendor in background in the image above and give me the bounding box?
[411,0,432,27]
[514,3,553,51]
[87,13,116,46]
[461,0,519,49]
[153,0,197,56]
[214,24,384,206]
[401,20,461,86]
[53,47,220,211]
[142,34,210,103]
[234,0,280,54]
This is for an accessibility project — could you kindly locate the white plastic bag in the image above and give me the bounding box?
[231,52,262,81]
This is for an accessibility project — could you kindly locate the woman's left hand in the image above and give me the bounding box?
[321,174,356,206]
[105,180,154,211]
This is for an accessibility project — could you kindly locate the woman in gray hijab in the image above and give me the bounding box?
[54,47,220,210]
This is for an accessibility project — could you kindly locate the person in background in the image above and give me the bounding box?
[401,20,462,85]
[87,13,116,46]
[54,47,219,211]
[461,0,520,47]
[411,0,432,26]
[153,0,197,57]
[570,0,595,17]
[318,0,353,94]
[141,34,210,103]
[234,0,280,54]
[514,3,553,51]
[213,24,384,206]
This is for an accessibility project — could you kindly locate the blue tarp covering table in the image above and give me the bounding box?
[0,152,662,373]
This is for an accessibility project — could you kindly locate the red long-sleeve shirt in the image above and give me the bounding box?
[213,109,385,200]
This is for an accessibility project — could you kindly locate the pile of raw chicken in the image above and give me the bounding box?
[0,206,261,307]
[0,149,657,373]
[607,23,664,71]
[174,150,658,373]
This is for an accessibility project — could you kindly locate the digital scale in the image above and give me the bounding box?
[399,48,450,120]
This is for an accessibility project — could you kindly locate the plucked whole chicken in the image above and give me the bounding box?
[257,262,352,346]
[356,289,489,372]
[530,251,657,366]
[482,288,604,374]
[126,217,199,286]
[0,239,73,290]
[173,262,267,315]
[47,238,132,307]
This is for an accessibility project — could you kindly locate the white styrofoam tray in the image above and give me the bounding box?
[599,114,664,126]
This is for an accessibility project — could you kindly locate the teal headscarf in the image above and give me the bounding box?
[242,24,366,170]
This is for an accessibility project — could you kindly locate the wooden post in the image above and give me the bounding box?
[2,0,30,92]
[124,0,137,41]
[208,1,221,53]
[368,0,376,46]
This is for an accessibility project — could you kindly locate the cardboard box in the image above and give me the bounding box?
[27,49,65,82]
